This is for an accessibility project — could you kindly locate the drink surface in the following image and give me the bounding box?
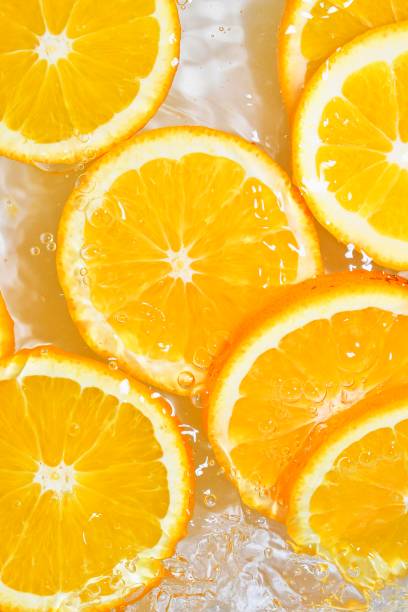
[0,0,404,610]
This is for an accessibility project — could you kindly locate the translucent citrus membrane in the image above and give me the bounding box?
[229,307,408,509]
[300,0,408,81]
[316,53,408,240]
[0,374,168,597]
[0,0,158,142]
[83,153,300,380]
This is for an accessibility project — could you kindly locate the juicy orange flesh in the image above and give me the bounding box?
[0,375,168,596]
[0,0,159,142]
[309,418,408,586]
[83,153,300,377]
[316,52,408,240]
[300,0,408,81]
[229,308,408,495]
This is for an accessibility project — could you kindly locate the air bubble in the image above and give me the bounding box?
[40,232,53,244]
[114,312,128,325]
[80,267,88,277]
[108,358,119,371]
[178,371,195,389]
[264,547,273,559]
[46,241,57,252]
[14,499,22,508]
[80,244,101,261]
[193,347,212,370]
[68,423,80,436]
[279,378,302,402]
[30,246,40,256]
[203,492,217,508]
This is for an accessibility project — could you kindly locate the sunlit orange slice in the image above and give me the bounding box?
[0,0,179,164]
[0,346,192,610]
[57,126,322,395]
[279,0,408,113]
[288,385,408,590]
[293,23,408,270]
[207,271,408,520]
[0,291,13,357]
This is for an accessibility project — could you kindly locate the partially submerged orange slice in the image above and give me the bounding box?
[0,0,180,164]
[207,272,408,521]
[279,0,408,113]
[0,291,13,357]
[288,385,408,590]
[293,23,408,270]
[57,126,322,395]
[0,346,192,610]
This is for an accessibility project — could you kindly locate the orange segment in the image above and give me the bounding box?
[0,291,14,358]
[0,347,192,610]
[279,0,408,112]
[288,386,408,590]
[294,22,408,270]
[0,0,179,164]
[207,272,408,521]
[57,126,322,395]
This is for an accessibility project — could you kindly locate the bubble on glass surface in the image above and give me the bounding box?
[178,371,195,389]
[46,241,57,252]
[30,246,41,256]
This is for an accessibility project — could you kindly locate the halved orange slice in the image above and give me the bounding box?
[0,346,192,610]
[279,0,408,113]
[57,126,322,395]
[0,0,180,164]
[207,271,408,521]
[0,291,14,357]
[294,22,408,270]
[288,385,408,590]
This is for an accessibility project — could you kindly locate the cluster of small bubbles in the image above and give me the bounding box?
[108,358,119,371]
[68,422,80,437]
[203,490,217,508]
[30,246,41,256]
[177,370,195,389]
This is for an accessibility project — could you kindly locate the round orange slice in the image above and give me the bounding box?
[207,271,408,521]
[57,126,322,395]
[293,22,408,270]
[279,0,408,113]
[0,0,180,165]
[288,385,408,590]
[0,291,14,357]
[0,346,192,610]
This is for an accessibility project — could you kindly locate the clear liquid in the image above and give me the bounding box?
[0,1,405,610]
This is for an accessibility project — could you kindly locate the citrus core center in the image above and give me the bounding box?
[36,32,72,64]
[34,461,76,496]
[388,139,408,170]
[165,247,195,283]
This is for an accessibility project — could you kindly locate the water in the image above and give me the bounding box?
[0,0,406,610]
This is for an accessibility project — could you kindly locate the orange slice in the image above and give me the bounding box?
[293,23,408,270]
[0,346,192,610]
[0,291,14,357]
[57,126,322,395]
[288,385,408,590]
[207,271,408,521]
[0,0,179,165]
[279,0,408,113]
